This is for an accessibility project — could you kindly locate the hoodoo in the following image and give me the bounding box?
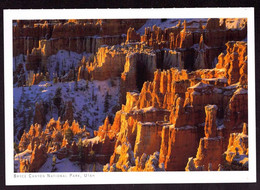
[13,18,248,172]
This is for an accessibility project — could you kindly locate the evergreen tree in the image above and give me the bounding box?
[104,92,110,113]
[53,74,58,84]
[74,80,78,91]
[78,138,84,171]
[85,80,89,90]
[14,142,19,154]
[53,87,62,114]
[110,79,116,87]
[55,62,59,75]
[91,88,95,101]
[89,149,95,163]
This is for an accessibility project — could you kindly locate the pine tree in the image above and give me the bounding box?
[104,92,110,113]
[14,142,19,154]
[89,149,95,163]
[53,87,62,114]
[91,88,95,101]
[78,138,84,171]
[110,79,116,87]
[85,80,89,90]
[74,80,78,91]
[55,62,59,75]
[53,76,58,84]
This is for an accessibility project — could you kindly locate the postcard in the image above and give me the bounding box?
[4,8,256,185]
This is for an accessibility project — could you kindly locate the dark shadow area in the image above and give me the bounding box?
[136,60,149,91]
[183,49,195,72]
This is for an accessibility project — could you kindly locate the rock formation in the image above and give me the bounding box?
[223,123,248,170]
[13,19,147,56]
[29,144,48,172]
[98,40,248,172]
[14,19,248,172]
[186,105,224,171]
[33,101,45,127]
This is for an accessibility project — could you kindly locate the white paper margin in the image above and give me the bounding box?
[4,8,256,185]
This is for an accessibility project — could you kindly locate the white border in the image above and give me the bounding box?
[4,8,256,185]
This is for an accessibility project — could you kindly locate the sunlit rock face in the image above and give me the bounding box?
[13,19,147,56]
[13,18,248,172]
[222,123,248,170]
[98,39,247,172]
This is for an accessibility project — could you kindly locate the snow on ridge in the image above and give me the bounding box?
[217,124,225,130]
[47,50,92,80]
[189,82,213,89]
[38,155,103,172]
[13,78,121,142]
[220,18,247,30]
[137,18,246,36]
[175,125,197,130]
[234,88,247,95]
[85,136,100,145]
[138,121,156,126]
[137,19,208,35]
[133,106,168,114]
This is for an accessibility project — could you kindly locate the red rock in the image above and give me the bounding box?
[33,101,45,127]
[18,131,30,152]
[126,27,140,43]
[193,136,224,171]
[223,125,248,170]
[71,120,81,135]
[71,141,78,155]
[19,159,30,172]
[164,125,199,171]
[133,122,163,158]
[204,105,218,138]
[29,144,48,172]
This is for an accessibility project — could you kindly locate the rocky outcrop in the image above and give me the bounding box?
[13,19,147,56]
[14,18,248,172]
[223,87,248,148]
[134,122,163,158]
[29,144,48,172]
[138,19,246,71]
[185,105,224,171]
[98,40,248,172]
[128,152,165,171]
[77,46,126,81]
[33,101,45,127]
[164,125,199,171]
[77,44,183,106]
[126,27,140,43]
[223,123,248,170]
[19,144,48,172]
[216,41,247,85]
[204,105,218,138]
[19,159,30,172]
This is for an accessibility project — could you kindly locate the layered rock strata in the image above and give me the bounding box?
[185,105,224,171]
[223,123,248,170]
[127,19,246,71]
[93,41,248,171]
[14,19,147,56]
[14,19,248,172]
